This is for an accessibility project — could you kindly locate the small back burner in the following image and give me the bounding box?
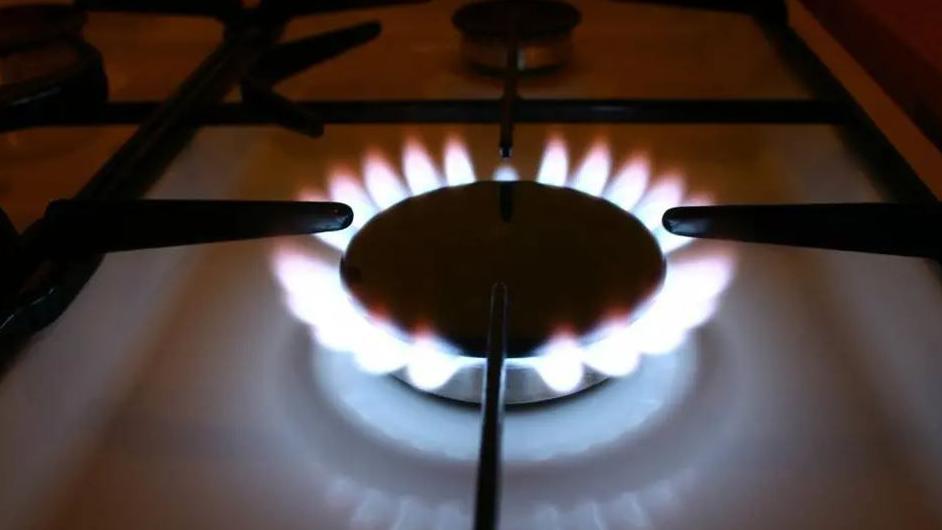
[0,4,107,130]
[340,181,665,403]
[452,0,582,74]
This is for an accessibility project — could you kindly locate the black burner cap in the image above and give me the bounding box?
[453,0,581,41]
[0,4,86,52]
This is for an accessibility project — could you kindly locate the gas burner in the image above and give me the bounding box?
[452,0,581,74]
[340,181,665,402]
[272,135,737,406]
[0,4,107,130]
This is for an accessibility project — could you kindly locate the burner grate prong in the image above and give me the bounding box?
[663,203,942,259]
[241,21,382,139]
[474,282,509,530]
[39,199,353,257]
[497,8,519,159]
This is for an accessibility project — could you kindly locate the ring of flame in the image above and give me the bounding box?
[273,134,735,397]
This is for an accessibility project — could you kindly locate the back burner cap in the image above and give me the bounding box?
[453,0,581,41]
[340,181,665,358]
[452,0,582,73]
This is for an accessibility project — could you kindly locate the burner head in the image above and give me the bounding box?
[0,5,105,128]
[452,0,581,74]
[340,181,664,403]
[342,181,664,356]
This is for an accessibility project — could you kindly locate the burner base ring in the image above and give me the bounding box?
[392,358,609,405]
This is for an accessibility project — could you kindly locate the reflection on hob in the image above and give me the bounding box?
[453,0,582,74]
[272,134,736,404]
[0,4,107,131]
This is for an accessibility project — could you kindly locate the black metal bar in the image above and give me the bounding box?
[40,200,352,257]
[260,98,848,124]
[78,25,280,200]
[498,10,519,158]
[48,98,848,125]
[249,22,382,83]
[474,282,509,530]
[240,21,382,138]
[0,209,17,254]
[613,0,785,19]
[663,203,942,258]
[240,80,327,137]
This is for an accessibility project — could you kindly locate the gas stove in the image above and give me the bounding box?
[2,1,942,529]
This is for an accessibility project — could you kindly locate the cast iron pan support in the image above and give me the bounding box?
[240,21,383,139]
[473,282,509,530]
[239,0,430,138]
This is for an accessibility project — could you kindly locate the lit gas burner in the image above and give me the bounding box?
[341,181,665,403]
[453,0,581,74]
[272,135,736,404]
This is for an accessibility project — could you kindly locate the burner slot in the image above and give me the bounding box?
[46,99,847,126]
[474,283,509,530]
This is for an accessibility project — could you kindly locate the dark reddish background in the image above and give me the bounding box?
[799,0,942,150]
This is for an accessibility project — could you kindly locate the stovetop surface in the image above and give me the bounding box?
[1,1,941,529]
